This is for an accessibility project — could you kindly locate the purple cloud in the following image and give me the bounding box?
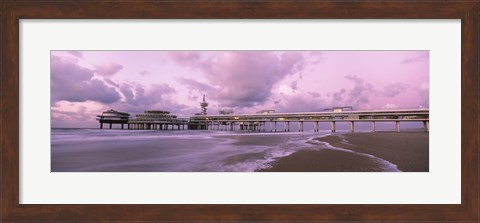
[167,52,203,68]
[115,82,179,114]
[383,83,406,97]
[66,50,83,58]
[94,62,123,76]
[178,77,216,94]
[275,94,327,112]
[331,88,346,106]
[290,80,298,91]
[401,52,429,64]
[344,75,375,108]
[308,92,321,98]
[170,51,309,107]
[51,56,121,104]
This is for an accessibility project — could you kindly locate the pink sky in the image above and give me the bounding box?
[51,51,429,128]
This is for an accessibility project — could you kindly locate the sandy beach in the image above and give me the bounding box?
[259,132,429,172]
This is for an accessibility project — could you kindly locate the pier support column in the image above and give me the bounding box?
[396,121,400,132]
[274,122,277,132]
[263,122,266,132]
[372,121,376,132]
[314,121,318,132]
[297,122,303,132]
[287,122,290,132]
[109,123,112,129]
[423,121,429,132]
[100,123,103,129]
[121,124,124,129]
[350,121,355,133]
[331,121,336,133]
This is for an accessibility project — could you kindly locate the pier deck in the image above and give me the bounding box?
[188,108,429,132]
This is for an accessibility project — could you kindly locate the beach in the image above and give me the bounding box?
[52,128,428,172]
[51,129,310,172]
[259,132,429,172]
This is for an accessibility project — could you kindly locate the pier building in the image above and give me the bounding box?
[96,109,130,129]
[188,108,429,132]
[127,110,188,130]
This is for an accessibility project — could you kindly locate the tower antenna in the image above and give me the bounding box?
[200,94,208,115]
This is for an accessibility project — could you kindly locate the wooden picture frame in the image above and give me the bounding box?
[1,1,478,222]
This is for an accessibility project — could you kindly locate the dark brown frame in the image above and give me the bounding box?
[1,1,478,222]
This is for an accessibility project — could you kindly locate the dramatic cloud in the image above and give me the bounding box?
[167,52,203,68]
[51,56,121,104]
[178,77,216,94]
[94,62,123,76]
[66,50,83,58]
[331,89,346,106]
[344,75,375,108]
[116,82,179,114]
[383,83,406,97]
[104,78,120,88]
[170,51,309,107]
[274,93,327,113]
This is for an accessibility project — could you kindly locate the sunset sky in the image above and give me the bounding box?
[51,51,429,128]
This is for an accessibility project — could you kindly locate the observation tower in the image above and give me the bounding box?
[200,95,208,115]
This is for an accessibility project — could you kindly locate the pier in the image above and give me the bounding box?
[97,97,429,133]
[188,108,429,132]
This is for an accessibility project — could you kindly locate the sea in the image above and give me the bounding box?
[51,128,400,172]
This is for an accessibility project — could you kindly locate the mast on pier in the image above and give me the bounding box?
[200,95,208,115]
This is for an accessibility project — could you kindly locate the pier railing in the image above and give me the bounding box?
[188,108,429,132]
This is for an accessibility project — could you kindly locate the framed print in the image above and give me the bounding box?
[1,1,478,222]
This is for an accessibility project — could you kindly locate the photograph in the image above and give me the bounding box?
[51,50,429,172]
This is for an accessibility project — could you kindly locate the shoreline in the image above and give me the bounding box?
[258,132,429,172]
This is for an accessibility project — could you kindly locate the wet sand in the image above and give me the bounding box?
[259,132,429,172]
